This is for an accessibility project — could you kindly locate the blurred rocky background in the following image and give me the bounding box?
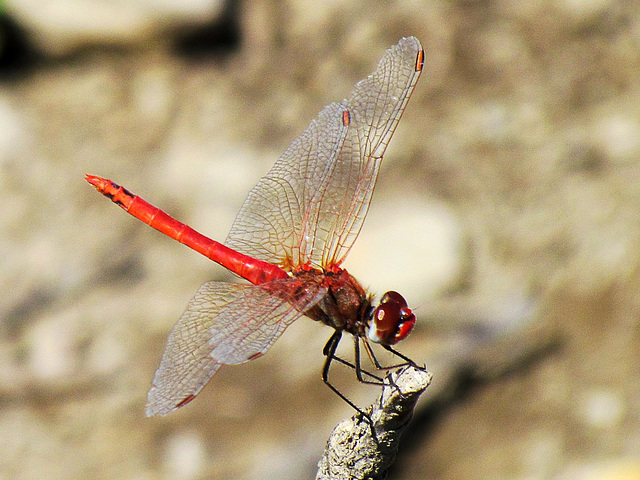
[1,0,639,479]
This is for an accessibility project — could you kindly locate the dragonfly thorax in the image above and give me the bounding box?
[296,268,372,336]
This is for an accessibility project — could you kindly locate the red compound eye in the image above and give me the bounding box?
[368,291,416,345]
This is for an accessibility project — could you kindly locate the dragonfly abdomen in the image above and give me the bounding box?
[85,175,288,285]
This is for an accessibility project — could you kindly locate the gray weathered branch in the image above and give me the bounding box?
[316,366,432,480]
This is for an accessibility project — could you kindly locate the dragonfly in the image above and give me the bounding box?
[86,36,424,419]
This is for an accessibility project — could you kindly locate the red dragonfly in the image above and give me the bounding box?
[87,37,424,418]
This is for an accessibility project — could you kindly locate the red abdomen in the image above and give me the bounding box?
[85,175,289,285]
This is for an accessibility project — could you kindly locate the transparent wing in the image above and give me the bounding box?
[146,279,326,416]
[225,36,423,269]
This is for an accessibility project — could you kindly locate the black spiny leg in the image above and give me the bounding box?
[353,336,385,385]
[322,330,377,436]
[382,344,425,370]
[361,340,425,399]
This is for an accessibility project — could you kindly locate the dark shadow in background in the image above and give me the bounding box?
[0,0,243,78]
[0,14,41,78]
[173,0,242,59]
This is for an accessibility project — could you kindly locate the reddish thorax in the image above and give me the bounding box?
[294,267,372,336]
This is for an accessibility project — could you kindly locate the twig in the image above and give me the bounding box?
[316,366,432,480]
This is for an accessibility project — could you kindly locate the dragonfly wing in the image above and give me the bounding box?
[225,37,423,269]
[146,279,326,416]
[225,102,349,269]
[318,36,423,266]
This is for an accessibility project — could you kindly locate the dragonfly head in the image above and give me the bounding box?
[367,291,416,346]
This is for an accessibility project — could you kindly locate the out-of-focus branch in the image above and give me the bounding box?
[316,366,432,480]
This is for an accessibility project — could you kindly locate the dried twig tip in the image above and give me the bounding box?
[316,366,432,480]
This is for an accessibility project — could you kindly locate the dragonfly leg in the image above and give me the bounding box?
[322,331,378,440]
[360,339,423,371]
[353,336,386,385]
[382,344,425,370]
[328,354,384,382]
[361,340,425,399]
[322,330,382,381]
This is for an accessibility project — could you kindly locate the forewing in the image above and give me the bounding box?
[146,279,326,416]
[225,102,348,268]
[319,36,423,266]
[225,37,423,269]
